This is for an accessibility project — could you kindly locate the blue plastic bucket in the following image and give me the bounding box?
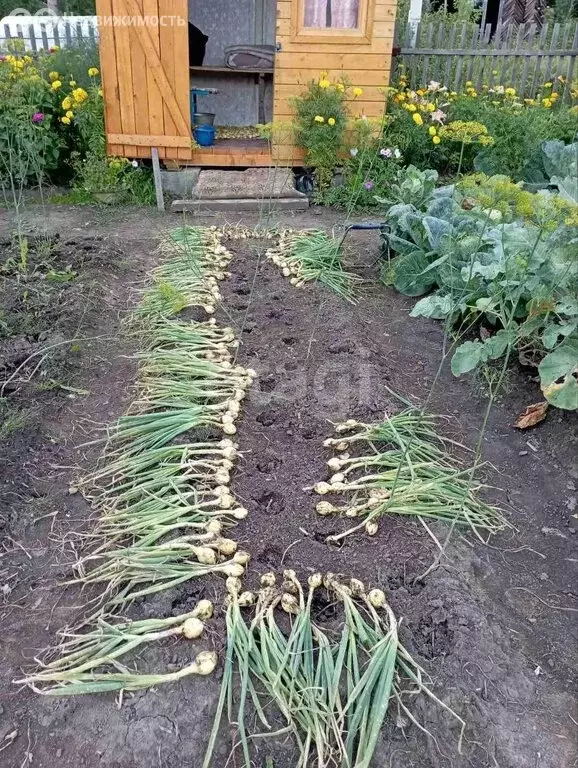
[194,124,216,147]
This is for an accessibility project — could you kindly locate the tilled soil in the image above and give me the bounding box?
[0,207,576,768]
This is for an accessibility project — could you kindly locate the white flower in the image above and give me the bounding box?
[393,148,402,159]
[430,109,446,124]
[131,160,138,168]
[428,80,441,91]
[380,148,393,158]
[350,147,358,157]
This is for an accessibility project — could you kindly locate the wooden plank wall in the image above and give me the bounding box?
[97,0,192,160]
[272,0,397,163]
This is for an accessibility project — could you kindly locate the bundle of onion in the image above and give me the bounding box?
[266,229,360,303]
[313,408,509,544]
[203,571,464,768]
[14,602,217,696]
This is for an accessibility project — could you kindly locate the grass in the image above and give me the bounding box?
[0,399,35,439]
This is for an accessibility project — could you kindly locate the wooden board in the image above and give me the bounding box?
[96,0,191,159]
[273,0,396,162]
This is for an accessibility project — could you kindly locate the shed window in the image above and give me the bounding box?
[304,0,360,29]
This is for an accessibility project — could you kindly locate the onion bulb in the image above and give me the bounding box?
[281,593,299,615]
[182,617,204,639]
[219,494,234,509]
[215,538,237,556]
[230,506,248,520]
[308,573,322,588]
[193,546,217,565]
[330,473,345,485]
[327,458,342,471]
[206,520,223,535]
[316,501,335,516]
[233,550,251,565]
[222,562,245,577]
[226,575,242,595]
[215,470,230,485]
[314,482,331,495]
[368,588,386,608]
[238,591,255,607]
[192,599,214,620]
[365,520,379,536]
[223,423,237,435]
[349,578,365,596]
[192,650,217,676]
[260,572,276,587]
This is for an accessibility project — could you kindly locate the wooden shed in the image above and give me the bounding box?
[96,0,396,167]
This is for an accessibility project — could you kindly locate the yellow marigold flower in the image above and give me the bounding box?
[69,80,76,87]
[61,96,72,110]
[353,87,363,97]
[465,80,473,87]
[450,91,458,97]
[426,102,435,111]
[97,88,103,97]
[335,82,345,92]
[524,98,535,105]
[72,87,88,103]
[432,135,441,144]
[65,110,74,119]
[482,84,489,90]
[505,87,516,96]
[49,70,59,81]
[314,115,325,123]
[318,78,331,89]
[412,112,423,125]
[407,103,417,112]
[61,116,70,125]
[13,59,24,69]
[51,80,62,90]
[428,125,437,136]
[397,92,406,101]
[542,97,552,108]
[23,55,32,63]
[328,117,336,126]
[417,88,426,96]
[88,67,99,77]
[550,91,559,99]
[544,81,552,88]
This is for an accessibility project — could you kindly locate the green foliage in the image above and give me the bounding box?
[291,75,361,191]
[381,166,578,409]
[71,152,155,204]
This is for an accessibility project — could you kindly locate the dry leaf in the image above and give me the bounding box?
[514,401,548,430]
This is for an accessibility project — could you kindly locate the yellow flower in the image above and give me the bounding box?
[65,110,74,119]
[61,116,70,125]
[335,82,345,92]
[432,135,441,145]
[505,87,516,96]
[61,96,72,110]
[428,126,437,136]
[412,112,423,125]
[13,59,24,70]
[88,67,99,77]
[465,80,473,87]
[51,80,62,90]
[314,115,325,123]
[97,88,103,97]
[426,102,435,111]
[397,92,406,101]
[72,87,88,103]
[328,117,336,126]
[542,97,552,108]
[551,91,559,100]
[407,103,417,112]
[543,81,552,88]
[23,55,32,63]
[49,70,59,81]
[524,98,535,105]
[69,80,76,87]
[318,78,331,89]
[353,87,363,97]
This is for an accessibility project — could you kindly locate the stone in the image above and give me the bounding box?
[160,168,201,199]
[171,198,309,212]
[194,168,306,200]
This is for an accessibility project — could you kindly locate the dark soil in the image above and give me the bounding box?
[0,206,576,768]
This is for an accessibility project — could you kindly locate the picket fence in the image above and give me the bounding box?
[0,15,98,52]
[394,20,578,98]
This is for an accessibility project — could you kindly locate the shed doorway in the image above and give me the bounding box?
[188,0,276,163]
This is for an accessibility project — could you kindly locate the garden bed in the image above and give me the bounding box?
[0,207,576,768]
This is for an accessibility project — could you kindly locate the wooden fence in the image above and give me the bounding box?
[0,15,98,52]
[394,20,578,98]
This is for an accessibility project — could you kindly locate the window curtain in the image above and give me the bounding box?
[304,0,328,27]
[331,0,360,28]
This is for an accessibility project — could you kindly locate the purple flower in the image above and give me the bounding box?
[32,112,45,123]
[364,180,374,190]
[380,148,393,158]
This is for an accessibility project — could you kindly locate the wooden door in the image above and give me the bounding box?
[273,0,397,163]
[97,0,191,160]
